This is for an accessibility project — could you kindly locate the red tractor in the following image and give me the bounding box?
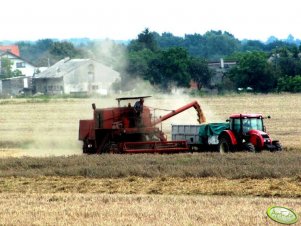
[218,114,282,153]
[78,96,205,154]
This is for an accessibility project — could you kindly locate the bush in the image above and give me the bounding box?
[277,75,301,92]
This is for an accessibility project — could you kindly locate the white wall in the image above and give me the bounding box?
[12,58,36,77]
[1,53,36,77]
[63,60,120,94]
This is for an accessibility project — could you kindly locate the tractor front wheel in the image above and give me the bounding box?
[273,141,283,151]
[218,137,232,154]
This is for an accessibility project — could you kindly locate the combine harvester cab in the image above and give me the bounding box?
[78,96,206,154]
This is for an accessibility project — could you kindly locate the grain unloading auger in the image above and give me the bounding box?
[78,96,206,154]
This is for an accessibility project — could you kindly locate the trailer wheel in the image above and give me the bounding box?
[243,142,256,152]
[219,137,232,154]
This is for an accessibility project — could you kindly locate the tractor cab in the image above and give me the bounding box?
[229,114,264,135]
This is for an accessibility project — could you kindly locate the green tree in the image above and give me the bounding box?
[188,57,212,89]
[128,28,158,52]
[272,46,301,77]
[0,58,22,79]
[240,40,266,52]
[228,51,277,92]
[154,32,183,49]
[126,48,156,78]
[203,30,240,60]
[50,41,82,59]
[148,47,191,89]
[277,75,301,92]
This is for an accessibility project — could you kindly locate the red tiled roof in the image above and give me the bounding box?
[0,45,20,56]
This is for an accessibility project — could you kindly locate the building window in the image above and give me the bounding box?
[88,64,95,81]
[92,85,98,90]
[88,64,95,74]
[16,62,26,68]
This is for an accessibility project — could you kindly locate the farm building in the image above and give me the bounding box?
[1,76,32,96]
[0,46,37,96]
[208,58,236,85]
[33,58,120,95]
[190,59,237,92]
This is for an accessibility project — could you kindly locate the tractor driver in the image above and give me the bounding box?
[243,119,251,133]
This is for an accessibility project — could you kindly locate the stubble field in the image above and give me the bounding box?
[0,93,301,225]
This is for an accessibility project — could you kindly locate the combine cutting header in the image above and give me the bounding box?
[78,96,205,154]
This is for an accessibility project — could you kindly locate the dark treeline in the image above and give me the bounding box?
[123,29,301,93]
[154,31,301,61]
[4,29,301,93]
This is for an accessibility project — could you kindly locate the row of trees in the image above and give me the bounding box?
[17,39,84,66]
[153,31,301,60]
[4,29,301,93]
[124,29,301,93]
[227,45,301,92]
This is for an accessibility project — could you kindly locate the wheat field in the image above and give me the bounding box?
[0,93,300,157]
[0,193,300,226]
[0,93,301,225]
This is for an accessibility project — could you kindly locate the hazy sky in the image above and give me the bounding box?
[1,0,300,41]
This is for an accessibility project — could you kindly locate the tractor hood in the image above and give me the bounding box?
[248,129,267,136]
[248,129,272,148]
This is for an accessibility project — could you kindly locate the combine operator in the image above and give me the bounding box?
[133,98,144,126]
[134,98,144,116]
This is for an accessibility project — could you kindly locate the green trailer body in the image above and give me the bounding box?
[198,123,229,144]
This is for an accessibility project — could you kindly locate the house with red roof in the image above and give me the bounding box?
[0,45,20,56]
[0,46,37,95]
[0,51,36,77]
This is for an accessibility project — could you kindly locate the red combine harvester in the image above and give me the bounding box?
[78,96,206,154]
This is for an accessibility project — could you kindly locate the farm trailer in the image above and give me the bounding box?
[172,114,282,153]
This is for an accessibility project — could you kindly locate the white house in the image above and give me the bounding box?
[33,58,120,95]
[0,51,36,77]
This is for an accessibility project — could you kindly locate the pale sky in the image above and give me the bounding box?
[1,0,300,42]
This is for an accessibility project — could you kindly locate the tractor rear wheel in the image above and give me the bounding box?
[218,137,232,154]
[243,142,256,152]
